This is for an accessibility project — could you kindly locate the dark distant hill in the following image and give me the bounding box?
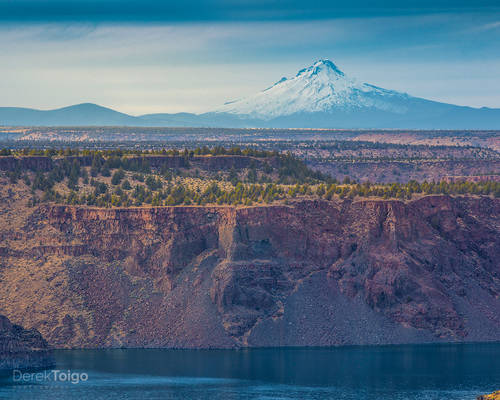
[0,103,140,126]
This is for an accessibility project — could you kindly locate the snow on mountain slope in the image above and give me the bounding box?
[215,59,413,119]
[2,60,499,128]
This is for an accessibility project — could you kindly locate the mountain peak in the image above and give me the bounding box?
[56,103,109,112]
[297,59,344,78]
[215,59,412,119]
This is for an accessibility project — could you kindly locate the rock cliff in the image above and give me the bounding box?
[309,159,500,183]
[0,314,54,370]
[0,192,499,348]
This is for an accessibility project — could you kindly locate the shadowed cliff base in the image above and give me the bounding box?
[0,315,54,370]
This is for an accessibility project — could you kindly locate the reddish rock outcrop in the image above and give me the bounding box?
[0,156,55,171]
[442,175,500,183]
[0,196,499,348]
[477,391,500,400]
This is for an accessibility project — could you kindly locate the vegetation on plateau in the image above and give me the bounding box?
[1,147,499,208]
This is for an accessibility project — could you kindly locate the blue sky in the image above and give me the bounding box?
[0,0,499,114]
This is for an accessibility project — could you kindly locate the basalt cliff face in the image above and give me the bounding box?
[0,192,499,348]
[309,159,500,183]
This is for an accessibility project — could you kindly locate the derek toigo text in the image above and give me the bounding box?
[12,369,88,385]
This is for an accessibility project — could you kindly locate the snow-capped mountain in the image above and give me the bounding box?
[216,59,412,119]
[205,59,500,129]
[1,60,499,128]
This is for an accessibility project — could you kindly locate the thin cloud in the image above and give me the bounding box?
[0,0,499,22]
[476,21,500,31]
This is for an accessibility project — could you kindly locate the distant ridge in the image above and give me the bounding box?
[0,103,139,126]
[1,60,500,128]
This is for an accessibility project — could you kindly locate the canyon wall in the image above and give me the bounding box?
[2,155,497,183]
[0,191,499,348]
[309,159,500,183]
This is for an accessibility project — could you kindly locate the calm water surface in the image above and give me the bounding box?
[0,343,499,399]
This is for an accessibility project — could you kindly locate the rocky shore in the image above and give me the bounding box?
[0,315,54,370]
[478,391,500,400]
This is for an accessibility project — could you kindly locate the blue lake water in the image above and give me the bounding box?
[1,343,499,399]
